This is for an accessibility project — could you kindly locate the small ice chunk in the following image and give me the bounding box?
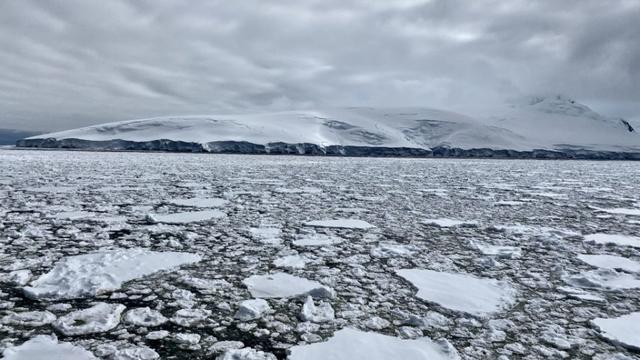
[235,299,271,321]
[53,302,126,336]
[146,330,170,340]
[24,248,201,300]
[174,333,201,345]
[148,210,225,224]
[557,286,606,303]
[577,254,640,273]
[273,255,308,269]
[288,328,459,360]
[2,310,57,327]
[583,233,640,248]
[2,335,97,360]
[124,307,168,327]
[396,269,516,316]
[591,312,640,350]
[249,227,282,245]
[303,219,375,230]
[371,242,416,258]
[422,218,477,228]
[170,308,211,327]
[243,273,335,299]
[299,296,334,323]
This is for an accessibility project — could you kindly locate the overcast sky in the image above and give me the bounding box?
[1,0,639,132]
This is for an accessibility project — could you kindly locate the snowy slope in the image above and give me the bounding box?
[23,98,640,153]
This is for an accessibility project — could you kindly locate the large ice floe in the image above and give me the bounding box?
[53,302,125,336]
[583,233,640,248]
[303,219,375,229]
[167,197,228,208]
[242,272,335,299]
[2,335,97,360]
[563,269,640,290]
[147,209,225,224]
[396,269,516,316]
[288,328,460,360]
[591,312,640,350]
[421,218,478,228]
[577,254,640,273]
[23,248,201,300]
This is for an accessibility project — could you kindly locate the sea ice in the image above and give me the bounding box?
[583,233,640,248]
[396,269,516,316]
[473,243,522,259]
[24,248,201,300]
[249,227,282,245]
[273,255,308,269]
[2,335,97,360]
[123,307,168,327]
[303,219,375,230]
[235,299,271,321]
[148,210,225,224]
[53,302,125,336]
[219,348,277,360]
[594,207,640,216]
[299,296,335,323]
[577,254,640,273]
[288,328,460,360]
[371,242,416,258]
[242,272,335,299]
[292,233,343,247]
[1,310,56,327]
[591,312,640,350]
[563,269,640,290]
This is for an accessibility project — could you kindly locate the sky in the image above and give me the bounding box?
[1,0,639,132]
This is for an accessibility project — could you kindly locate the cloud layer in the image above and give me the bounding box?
[1,0,639,131]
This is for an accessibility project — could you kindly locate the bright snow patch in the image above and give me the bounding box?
[148,210,225,224]
[591,312,640,350]
[422,218,477,228]
[2,335,97,360]
[583,234,640,248]
[577,254,640,273]
[288,328,460,360]
[242,272,334,299]
[396,269,516,316]
[292,233,343,247]
[303,219,375,230]
[53,302,125,336]
[24,248,201,300]
[168,197,229,208]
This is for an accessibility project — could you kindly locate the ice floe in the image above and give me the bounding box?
[583,233,640,248]
[2,310,56,327]
[2,335,97,360]
[563,269,640,290]
[249,227,282,245]
[472,242,522,259]
[303,219,375,230]
[396,269,516,316]
[299,296,335,323]
[370,242,416,258]
[53,302,125,336]
[577,254,640,272]
[219,348,276,360]
[242,272,334,299]
[148,209,225,224]
[168,197,229,208]
[273,254,308,269]
[288,328,460,360]
[591,312,640,350]
[422,218,477,227]
[292,233,343,247]
[593,207,640,216]
[123,307,168,327]
[24,248,201,300]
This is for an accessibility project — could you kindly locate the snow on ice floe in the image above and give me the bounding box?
[52,211,96,220]
[370,242,416,258]
[167,197,229,208]
[396,269,516,316]
[148,209,225,224]
[577,254,640,273]
[299,296,335,323]
[563,269,640,290]
[53,302,125,336]
[557,286,606,303]
[249,226,282,245]
[24,248,201,300]
[2,310,56,327]
[292,233,343,247]
[234,298,271,321]
[303,219,375,230]
[421,218,477,228]
[591,312,640,350]
[242,272,334,299]
[288,328,460,360]
[583,233,640,248]
[2,335,97,360]
[123,307,168,327]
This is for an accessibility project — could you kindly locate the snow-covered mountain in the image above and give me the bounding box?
[18,96,640,158]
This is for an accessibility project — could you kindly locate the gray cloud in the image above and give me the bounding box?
[0,0,638,131]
